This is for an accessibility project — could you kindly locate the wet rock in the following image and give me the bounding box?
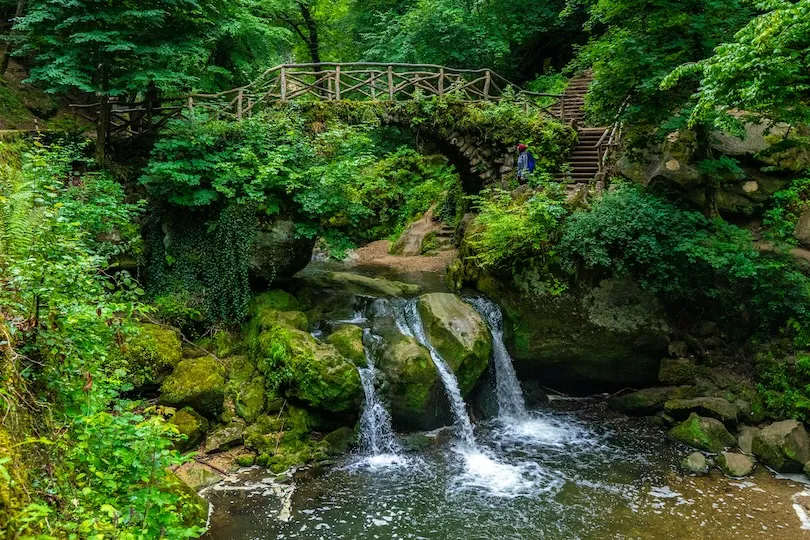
[738,426,759,455]
[323,427,355,455]
[299,271,422,298]
[717,452,755,478]
[522,379,549,407]
[326,325,366,367]
[658,358,695,386]
[681,452,709,475]
[160,356,226,418]
[417,293,492,395]
[204,421,246,453]
[663,397,739,428]
[250,217,315,284]
[668,413,736,452]
[400,432,432,452]
[123,323,183,387]
[795,209,810,248]
[169,407,209,452]
[173,462,223,491]
[752,420,810,472]
[608,386,697,416]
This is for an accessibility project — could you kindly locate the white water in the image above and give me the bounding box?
[356,330,401,459]
[393,299,476,448]
[467,297,528,420]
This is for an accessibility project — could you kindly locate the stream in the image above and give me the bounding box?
[202,260,810,539]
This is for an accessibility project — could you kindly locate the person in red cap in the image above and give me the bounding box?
[516,143,535,182]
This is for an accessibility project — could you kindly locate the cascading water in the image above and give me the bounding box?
[393,299,476,448]
[467,297,527,420]
[356,330,400,456]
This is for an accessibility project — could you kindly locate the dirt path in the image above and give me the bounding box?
[347,240,457,273]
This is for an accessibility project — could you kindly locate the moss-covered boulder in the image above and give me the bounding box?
[255,324,361,412]
[608,386,697,415]
[169,407,209,452]
[323,426,355,455]
[680,452,708,475]
[326,325,366,367]
[163,471,209,527]
[123,323,183,387]
[377,333,446,430]
[244,407,328,473]
[417,293,491,394]
[225,355,256,385]
[235,378,267,423]
[668,413,736,452]
[664,397,739,428]
[204,421,246,453]
[452,269,669,387]
[160,356,226,418]
[659,358,696,385]
[717,452,755,478]
[752,420,810,472]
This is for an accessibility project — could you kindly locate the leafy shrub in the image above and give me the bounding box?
[756,350,810,422]
[764,174,810,243]
[559,184,810,332]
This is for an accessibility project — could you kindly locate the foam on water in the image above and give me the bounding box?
[490,411,605,456]
[449,447,563,499]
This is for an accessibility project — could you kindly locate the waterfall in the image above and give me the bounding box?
[393,300,476,448]
[357,330,400,456]
[467,297,527,420]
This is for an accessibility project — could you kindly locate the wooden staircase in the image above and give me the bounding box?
[553,72,608,188]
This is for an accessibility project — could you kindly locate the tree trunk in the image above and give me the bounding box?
[95,64,111,164]
[298,2,321,64]
[0,0,27,77]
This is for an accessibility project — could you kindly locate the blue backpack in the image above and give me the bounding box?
[526,151,536,172]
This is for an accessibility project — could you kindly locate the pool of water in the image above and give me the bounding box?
[202,402,810,539]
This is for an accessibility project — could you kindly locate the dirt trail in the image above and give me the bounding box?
[347,240,457,273]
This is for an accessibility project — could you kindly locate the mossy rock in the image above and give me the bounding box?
[0,427,28,533]
[244,407,326,472]
[664,397,739,428]
[252,290,302,314]
[417,293,491,394]
[717,452,755,478]
[377,333,446,430]
[255,325,361,413]
[235,378,267,423]
[123,323,183,387]
[204,421,246,453]
[668,413,736,453]
[163,471,209,528]
[225,355,257,385]
[680,452,708,475]
[659,358,695,386]
[326,325,366,367]
[752,420,810,472]
[169,407,209,452]
[608,386,697,416]
[299,270,422,298]
[235,453,256,467]
[323,426,356,455]
[160,356,226,418]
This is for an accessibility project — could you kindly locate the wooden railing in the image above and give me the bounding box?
[70,63,563,136]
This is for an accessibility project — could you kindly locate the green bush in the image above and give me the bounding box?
[764,174,810,244]
[756,351,810,422]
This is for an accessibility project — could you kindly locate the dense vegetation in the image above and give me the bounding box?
[1,0,809,537]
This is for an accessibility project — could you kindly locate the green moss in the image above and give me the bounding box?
[244,407,327,472]
[235,378,267,423]
[225,355,256,385]
[0,427,28,534]
[377,334,438,424]
[255,324,361,412]
[326,325,366,367]
[323,427,355,455]
[0,84,35,129]
[122,323,183,387]
[160,356,226,418]
[252,290,301,314]
[417,293,491,394]
[169,407,209,453]
[668,413,736,452]
[162,472,209,527]
[235,453,256,467]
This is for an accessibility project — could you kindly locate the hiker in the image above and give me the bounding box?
[516,144,535,182]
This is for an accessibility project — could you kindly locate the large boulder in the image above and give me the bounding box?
[160,356,226,418]
[461,276,668,388]
[609,386,697,416]
[658,358,696,386]
[668,413,736,452]
[250,217,315,284]
[326,325,366,367]
[254,324,361,413]
[717,452,755,478]
[752,420,810,472]
[297,270,422,298]
[417,293,492,394]
[168,407,209,452]
[123,323,183,387]
[663,397,739,428]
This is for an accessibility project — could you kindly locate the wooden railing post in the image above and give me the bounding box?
[280,67,287,100]
[187,96,194,115]
[370,70,377,100]
[438,68,444,96]
[387,66,394,101]
[483,70,491,101]
[237,89,243,120]
[334,65,341,101]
